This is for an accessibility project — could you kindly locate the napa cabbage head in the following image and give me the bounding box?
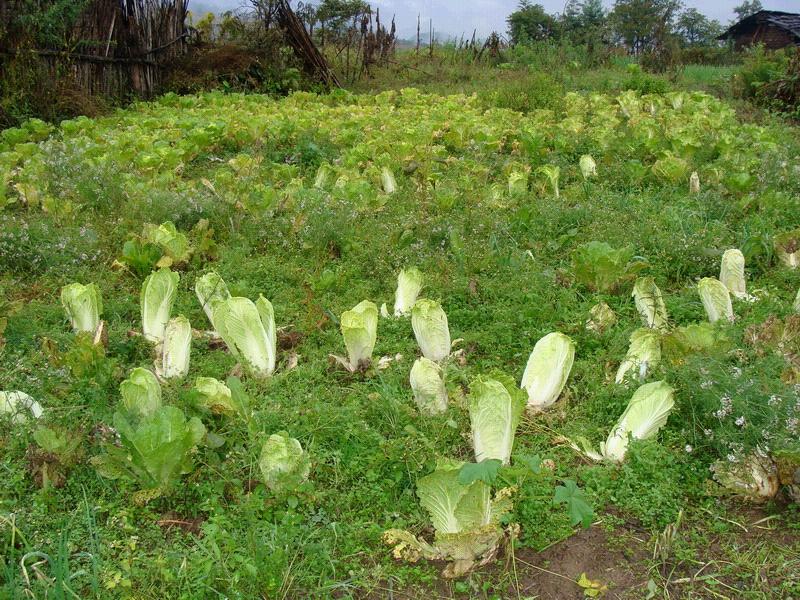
[520,332,575,411]
[579,154,597,179]
[383,459,514,578]
[213,295,276,378]
[537,164,560,198]
[143,221,191,266]
[335,300,378,372]
[119,367,162,418]
[698,277,734,323]
[469,376,525,465]
[615,328,661,384]
[774,229,800,269]
[689,171,700,194]
[155,316,191,380]
[410,357,448,415]
[193,377,234,415]
[632,277,668,330]
[259,431,311,493]
[0,390,43,423]
[508,169,528,196]
[586,302,617,333]
[381,167,397,194]
[411,299,451,362]
[711,453,779,503]
[61,283,103,334]
[195,271,231,328]
[394,268,423,317]
[602,380,674,462]
[719,249,746,299]
[141,268,179,344]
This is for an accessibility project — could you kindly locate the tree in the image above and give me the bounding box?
[296,2,318,36]
[315,0,369,44]
[676,8,722,46]
[562,0,606,46]
[507,1,559,44]
[733,0,763,21]
[609,0,683,55]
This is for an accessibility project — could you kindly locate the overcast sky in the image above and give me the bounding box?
[191,0,799,39]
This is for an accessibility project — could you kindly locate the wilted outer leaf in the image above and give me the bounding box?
[193,377,236,415]
[586,302,617,333]
[537,164,560,197]
[412,299,451,362]
[156,315,191,380]
[120,367,162,418]
[711,453,779,503]
[774,229,800,269]
[615,328,661,384]
[141,268,179,344]
[394,268,423,317]
[632,277,668,330]
[340,300,378,370]
[259,431,310,493]
[602,380,674,462]
[195,271,231,328]
[213,295,276,378]
[508,170,528,196]
[0,390,43,423]
[663,322,728,362]
[469,377,525,465]
[410,357,448,415]
[60,282,103,334]
[572,241,637,293]
[520,332,575,410]
[719,249,746,299]
[143,221,191,264]
[416,460,505,535]
[698,277,734,324]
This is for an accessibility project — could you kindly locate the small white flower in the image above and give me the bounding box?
[735,416,746,427]
[684,445,693,453]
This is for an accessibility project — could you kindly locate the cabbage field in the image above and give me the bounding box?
[1,88,800,598]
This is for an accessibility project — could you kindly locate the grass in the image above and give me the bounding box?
[1,56,799,599]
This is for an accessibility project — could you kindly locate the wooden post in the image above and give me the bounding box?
[416,14,420,55]
[429,19,433,59]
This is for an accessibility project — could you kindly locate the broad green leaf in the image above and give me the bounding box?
[553,479,594,528]
[457,459,502,486]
